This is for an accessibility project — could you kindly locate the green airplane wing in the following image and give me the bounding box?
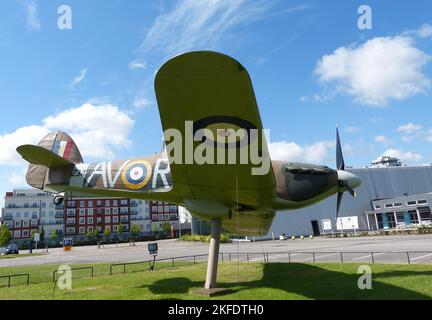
[155,51,276,234]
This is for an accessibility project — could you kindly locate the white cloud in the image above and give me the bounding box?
[381,148,423,163]
[8,168,28,187]
[401,136,414,143]
[315,36,431,106]
[24,0,41,31]
[396,123,423,134]
[129,60,147,70]
[70,69,87,89]
[417,24,432,38]
[0,103,135,166]
[133,97,153,109]
[404,23,432,39]
[375,135,393,146]
[268,140,334,164]
[141,0,275,55]
[0,125,49,166]
[345,126,362,133]
[426,129,432,143]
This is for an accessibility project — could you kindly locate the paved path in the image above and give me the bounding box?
[2,234,432,267]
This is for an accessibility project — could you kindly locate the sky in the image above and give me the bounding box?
[1,0,432,207]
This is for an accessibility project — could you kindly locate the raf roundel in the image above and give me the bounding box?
[121,160,152,190]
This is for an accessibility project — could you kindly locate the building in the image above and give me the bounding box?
[371,156,402,168]
[62,197,151,241]
[1,189,153,242]
[149,201,180,236]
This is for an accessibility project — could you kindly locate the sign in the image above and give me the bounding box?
[321,219,332,231]
[337,216,359,230]
[63,238,73,251]
[148,243,158,255]
[34,233,40,242]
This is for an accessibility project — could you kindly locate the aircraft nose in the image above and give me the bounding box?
[337,170,362,190]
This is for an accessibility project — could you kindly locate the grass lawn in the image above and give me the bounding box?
[0,253,44,260]
[0,261,431,299]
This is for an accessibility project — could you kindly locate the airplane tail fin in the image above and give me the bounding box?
[17,132,83,189]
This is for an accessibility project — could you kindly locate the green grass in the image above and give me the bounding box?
[0,253,44,260]
[0,262,432,299]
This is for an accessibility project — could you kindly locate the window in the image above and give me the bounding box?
[407,201,416,206]
[96,200,102,207]
[67,209,76,217]
[158,214,163,221]
[88,200,93,207]
[164,214,169,220]
[23,220,29,227]
[120,216,129,222]
[120,207,128,214]
[105,216,111,224]
[164,205,170,212]
[24,212,29,218]
[105,225,111,232]
[80,201,86,208]
[79,209,86,216]
[87,208,93,215]
[105,200,111,207]
[49,211,54,217]
[66,218,75,225]
[22,230,29,238]
[120,199,128,206]
[409,210,419,224]
[384,204,393,208]
[394,203,402,208]
[87,217,94,224]
[15,221,21,228]
[113,208,118,214]
[79,218,85,225]
[418,200,428,205]
[170,206,177,212]
[113,216,119,223]
[113,200,118,207]
[87,226,94,233]
[171,214,177,220]
[67,201,76,208]
[158,206,163,213]
[105,208,111,215]
[419,207,431,221]
[13,230,21,238]
[112,225,118,232]
[79,227,85,235]
[152,206,158,213]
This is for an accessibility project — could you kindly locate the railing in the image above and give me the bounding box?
[109,254,209,275]
[52,266,94,282]
[0,274,30,288]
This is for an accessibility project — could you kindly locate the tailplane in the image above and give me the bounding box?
[17,132,83,189]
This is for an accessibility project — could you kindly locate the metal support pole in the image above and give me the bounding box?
[371,252,375,264]
[407,252,411,264]
[204,219,222,290]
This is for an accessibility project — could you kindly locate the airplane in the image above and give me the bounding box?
[17,51,361,294]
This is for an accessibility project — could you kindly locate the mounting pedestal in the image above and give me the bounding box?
[190,219,232,297]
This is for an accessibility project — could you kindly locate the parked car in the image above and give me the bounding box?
[0,244,19,255]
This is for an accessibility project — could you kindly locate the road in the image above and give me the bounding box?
[2,234,432,268]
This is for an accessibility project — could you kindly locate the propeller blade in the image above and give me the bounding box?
[336,126,345,171]
[336,191,344,218]
[339,180,356,197]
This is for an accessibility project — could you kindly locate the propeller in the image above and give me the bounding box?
[336,125,358,219]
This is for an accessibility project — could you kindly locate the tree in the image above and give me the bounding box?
[131,224,141,240]
[30,229,37,241]
[94,228,100,240]
[103,229,111,241]
[85,229,92,242]
[0,225,12,246]
[40,226,45,241]
[117,224,124,241]
[162,222,171,237]
[50,230,57,241]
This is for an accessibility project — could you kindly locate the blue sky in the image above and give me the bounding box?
[1,0,432,205]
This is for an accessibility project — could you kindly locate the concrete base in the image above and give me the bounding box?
[190,288,233,297]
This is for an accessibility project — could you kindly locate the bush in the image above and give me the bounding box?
[181,233,232,243]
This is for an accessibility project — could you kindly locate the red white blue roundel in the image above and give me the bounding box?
[121,160,152,190]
